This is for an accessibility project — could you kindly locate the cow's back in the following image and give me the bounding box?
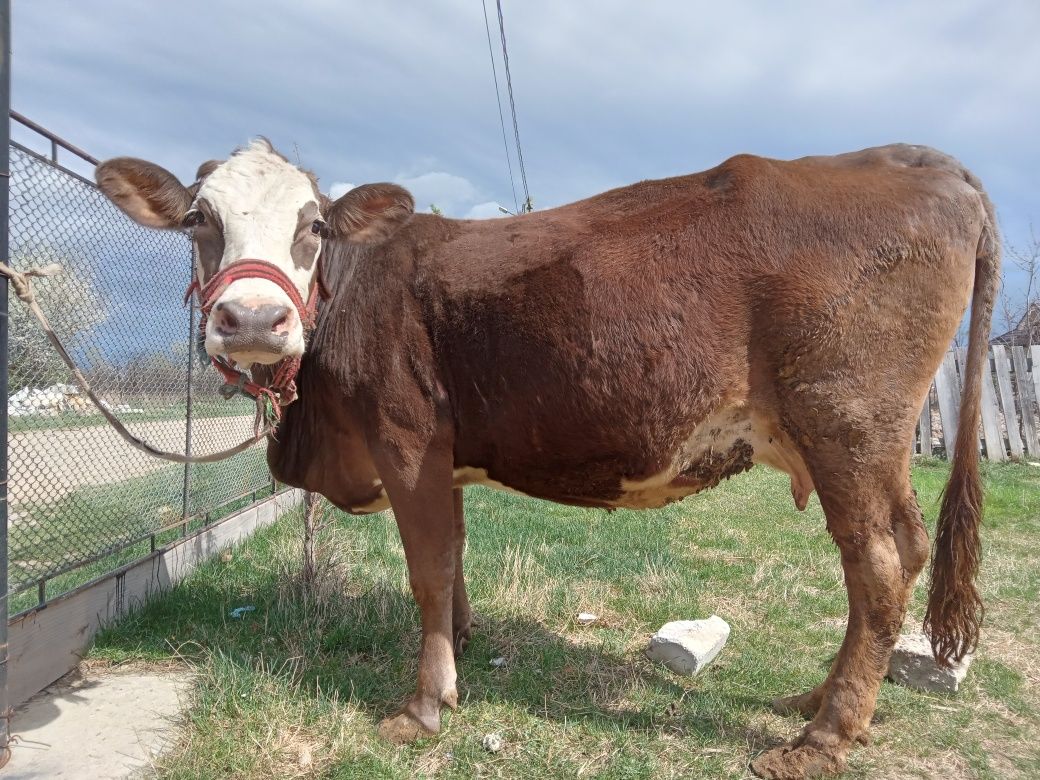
[281,146,984,509]
[402,147,980,504]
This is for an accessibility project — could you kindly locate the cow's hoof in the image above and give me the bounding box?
[750,743,845,780]
[771,689,822,719]
[377,711,437,744]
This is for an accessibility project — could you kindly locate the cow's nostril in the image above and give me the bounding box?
[213,302,241,335]
[271,307,291,333]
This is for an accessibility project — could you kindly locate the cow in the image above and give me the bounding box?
[96,140,997,779]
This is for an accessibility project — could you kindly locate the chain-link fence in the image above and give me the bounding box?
[5,115,277,615]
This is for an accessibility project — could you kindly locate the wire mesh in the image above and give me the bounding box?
[6,134,272,605]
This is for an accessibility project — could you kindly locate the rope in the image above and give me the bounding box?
[0,261,274,464]
[481,0,520,215]
[495,0,532,212]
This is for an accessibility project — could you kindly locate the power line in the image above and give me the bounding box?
[495,0,532,211]
[481,0,520,215]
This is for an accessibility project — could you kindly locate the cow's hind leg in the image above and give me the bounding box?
[772,685,827,720]
[770,488,928,726]
[771,686,871,746]
[753,465,928,779]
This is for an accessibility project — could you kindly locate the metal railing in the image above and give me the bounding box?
[4,112,278,616]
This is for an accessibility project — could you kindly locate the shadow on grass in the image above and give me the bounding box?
[93,572,776,748]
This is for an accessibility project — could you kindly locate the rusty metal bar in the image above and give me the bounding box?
[10,109,99,165]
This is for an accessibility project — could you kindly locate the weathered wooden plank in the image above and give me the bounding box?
[1033,346,1040,431]
[971,349,1007,461]
[6,489,303,707]
[992,345,1023,457]
[934,351,961,457]
[917,391,933,456]
[1013,345,1040,455]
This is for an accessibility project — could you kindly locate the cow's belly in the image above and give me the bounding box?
[348,467,532,513]
[352,406,814,513]
[609,407,814,510]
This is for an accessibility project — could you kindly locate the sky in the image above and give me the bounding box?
[11,0,1040,318]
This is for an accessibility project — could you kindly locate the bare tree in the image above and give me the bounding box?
[998,226,1039,343]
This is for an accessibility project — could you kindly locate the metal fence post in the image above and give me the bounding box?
[0,0,13,764]
[181,260,196,532]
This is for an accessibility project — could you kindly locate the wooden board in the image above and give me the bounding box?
[917,393,932,456]
[992,345,1023,457]
[6,489,303,707]
[934,351,961,457]
[1033,346,1040,429]
[974,350,1007,461]
[1014,345,1040,456]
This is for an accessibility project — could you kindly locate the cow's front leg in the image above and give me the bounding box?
[375,446,459,743]
[451,488,473,656]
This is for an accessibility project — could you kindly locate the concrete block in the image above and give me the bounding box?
[887,632,972,693]
[646,615,730,676]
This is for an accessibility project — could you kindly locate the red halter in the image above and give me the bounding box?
[184,258,330,416]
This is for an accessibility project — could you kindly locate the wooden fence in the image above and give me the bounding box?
[914,344,1040,461]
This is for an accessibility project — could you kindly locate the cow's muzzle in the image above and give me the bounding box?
[185,258,330,408]
[211,300,296,363]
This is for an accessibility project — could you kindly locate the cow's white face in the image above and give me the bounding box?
[189,141,321,363]
[96,140,414,367]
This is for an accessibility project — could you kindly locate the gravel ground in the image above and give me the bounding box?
[9,414,256,505]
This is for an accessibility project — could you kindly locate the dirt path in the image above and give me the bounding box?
[9,415,256,505]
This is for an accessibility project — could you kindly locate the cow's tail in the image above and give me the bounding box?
[924,174,1000,666]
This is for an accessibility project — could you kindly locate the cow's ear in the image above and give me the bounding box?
[195,159,223,181]
[95,157,193,229]
[326,183,414,245]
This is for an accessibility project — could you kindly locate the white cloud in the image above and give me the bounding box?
[332,172,501,219]
[328,181,355,200]
[394,171,478,217]
[464,201,508,219]
[331,172,501,218]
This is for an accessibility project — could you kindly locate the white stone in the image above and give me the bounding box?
[576,612,598,625]
[481,733,505,753]
[645,615,730,676]
[490,656,507,668]
[887,632,973,693]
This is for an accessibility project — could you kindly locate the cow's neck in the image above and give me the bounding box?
[260,238,394,510]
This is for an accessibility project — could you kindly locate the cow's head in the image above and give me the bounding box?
[96,139,414,365]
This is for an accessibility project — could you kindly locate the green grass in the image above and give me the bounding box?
[8,447,271,615]
[91,461,1040,779]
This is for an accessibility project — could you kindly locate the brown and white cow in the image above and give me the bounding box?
[97,141,997,779]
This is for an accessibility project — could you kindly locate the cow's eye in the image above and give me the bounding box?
[312,219,331,238]
[182,210,205,228]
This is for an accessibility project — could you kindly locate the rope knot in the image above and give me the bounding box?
[0,261,63,304]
